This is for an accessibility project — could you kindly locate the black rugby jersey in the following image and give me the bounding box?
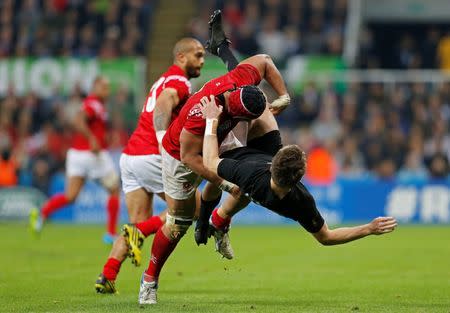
[218,147,324,233]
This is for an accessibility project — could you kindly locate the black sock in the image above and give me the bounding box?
[194,195,222,245]
[218,42,239,71]
[198,195,221,225]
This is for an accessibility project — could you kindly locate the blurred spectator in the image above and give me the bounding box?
[427,153,449,179]
[336,137,365,176]
[0,148,18,187]
[305,144,338,185]
[256,13,286,61]
[398,151,428,182]
[437,31,450,72]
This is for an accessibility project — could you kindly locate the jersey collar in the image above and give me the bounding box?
[169,64,188,78]
[86,94,103,103]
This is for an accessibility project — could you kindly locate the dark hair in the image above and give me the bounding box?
[241,85,266,116]
[271,145,306,188]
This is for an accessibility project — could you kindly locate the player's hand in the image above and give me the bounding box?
[369,216,397,235]
[89,137,100,155]
[200,95,222,120]
[269,94,290,115]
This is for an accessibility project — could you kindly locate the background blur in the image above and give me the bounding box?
[0,0,448,225]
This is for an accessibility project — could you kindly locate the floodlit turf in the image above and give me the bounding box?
[1,223,449,313]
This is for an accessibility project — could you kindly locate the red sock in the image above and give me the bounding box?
[136,216,164,237]
[145,228,178,281]
[102,257,122,281]
[211,208,231,230]
[107,195,119,235]
[41,194,69,220]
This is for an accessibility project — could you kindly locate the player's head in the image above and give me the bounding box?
[173,37,205,79]
[270,145,306,188]
[224,85,266,120]
[91,75,110,100]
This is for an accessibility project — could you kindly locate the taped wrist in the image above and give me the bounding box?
[219,180,236,193]
[270,94,291,109]
[205,118,218,136]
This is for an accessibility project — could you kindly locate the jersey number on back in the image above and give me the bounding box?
[143,77,165,113]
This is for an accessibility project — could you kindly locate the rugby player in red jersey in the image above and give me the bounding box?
[30,76,121,242]
[137,48,290,304]
[94,38,205,294]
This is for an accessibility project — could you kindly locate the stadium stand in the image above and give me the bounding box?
[0,0,448,196]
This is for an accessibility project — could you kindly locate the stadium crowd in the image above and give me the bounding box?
[188,0,347,60]
[0,0,449,194]
[358,25,450,70]
[0,0,152,58]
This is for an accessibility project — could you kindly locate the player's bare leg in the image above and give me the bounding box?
[123,191,167,266]
[100,171,121,243]
[96,189,167,294]
[139,193,196,305]
[30,176,85,234]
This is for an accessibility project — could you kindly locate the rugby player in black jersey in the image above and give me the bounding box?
[198,95,397,251]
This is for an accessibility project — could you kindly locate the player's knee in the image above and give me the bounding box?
[165,214,193,241]
[101,172,120,192]
[65,194,77,204]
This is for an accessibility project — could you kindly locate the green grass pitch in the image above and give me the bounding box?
[1,223,449,312]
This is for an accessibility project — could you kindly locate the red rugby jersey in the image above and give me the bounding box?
[123,65,191,155]
[71,95,108,151]
[162,64,261,161]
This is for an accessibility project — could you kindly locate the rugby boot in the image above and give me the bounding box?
[95,273,118,294]
[194,204,215,245]
[122,223,145,266]
[138,273,158,305]
[210,224,234,259]
[29,208,43,236]
[205,10,231,55]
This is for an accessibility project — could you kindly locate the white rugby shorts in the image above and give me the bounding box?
[161,148,203,200]
[66,148,117,180]
[120,153,164,194]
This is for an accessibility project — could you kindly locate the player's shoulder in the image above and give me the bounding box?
[163,66,191,89]
[83,96,103,108]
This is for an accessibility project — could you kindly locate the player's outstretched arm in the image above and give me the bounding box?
[312,217,398,246]
[239,54,290,115]
[153,88,180,146]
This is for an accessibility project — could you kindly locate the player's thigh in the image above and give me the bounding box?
[125,188,152,223]
[165,193,197,218]
[221,194,250,216]
[122,153,164,194]
[94,151,120,193]
[248,104,279,141]
[65,176,85,202]
[161,147,202,213]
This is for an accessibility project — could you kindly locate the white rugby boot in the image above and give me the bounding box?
[210,225,234,259]
[138,273,158,305]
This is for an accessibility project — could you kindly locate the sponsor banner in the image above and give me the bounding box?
[0,187,47,219]
[0,57,145,100]
[4,175,446,225]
